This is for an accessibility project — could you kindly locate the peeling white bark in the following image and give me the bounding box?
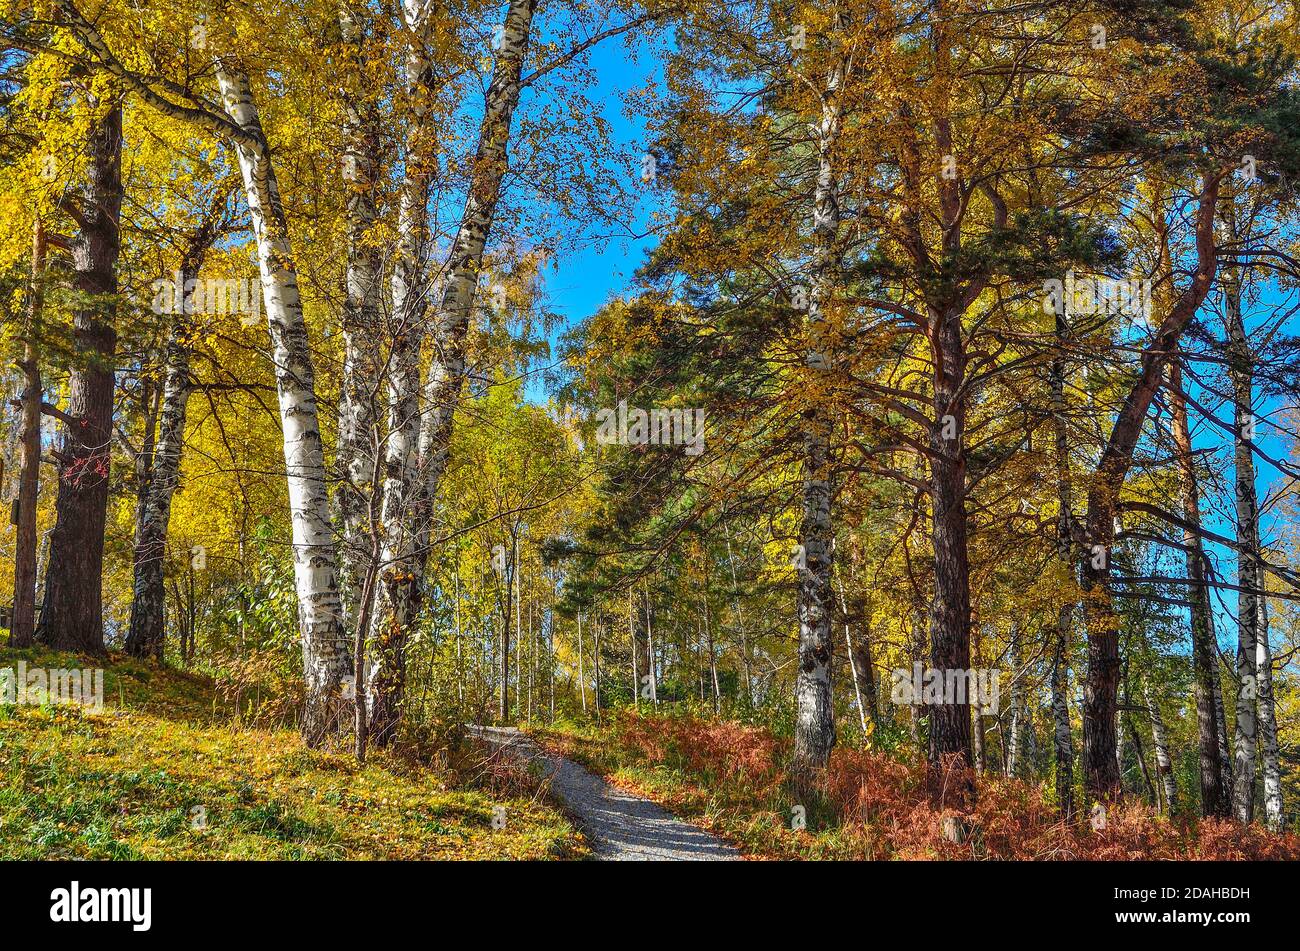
[334,1,387,623]
[215,63,349,744]
[793,40,845,774]
[370,0,540,738]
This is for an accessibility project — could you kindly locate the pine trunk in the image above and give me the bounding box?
[37,103,123,656]
[927,305,974,798]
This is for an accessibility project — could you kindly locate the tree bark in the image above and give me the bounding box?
[37,102,123,656]
[927,304,974,797]
[1049,312,1076,819]
[498,548,514,724]
[1222,252,1281,827]
[214,63,349,746]
[577,611,587,715]
[1167,354,1230,816]
[333,0,387,626]
[366,0,436,745]
[1050,609,1075,820]
[837,572,868,737]
[1144,679,1176,813]
[125,240,206,659]
[792,35,845,777]
[10,220,46,648]
[724,526,755,708]
[1080,172,1221,800]
[1007,623,1025,778]
[370,0,539,736]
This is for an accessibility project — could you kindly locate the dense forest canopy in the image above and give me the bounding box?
[3,0,1300,857]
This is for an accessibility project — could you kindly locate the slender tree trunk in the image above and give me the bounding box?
[1223,257,1279,827]
[1144,680,1176,813]
[704,591,719,714]
[792,42,845,777]
[1256,592,1282,829]
[515,535,524,720]
[352,455,383,765]
[1051,608,1075,820]
[10,220,46,648]
[1167,355,1230,816]
[1049,309,1076,819]
[454,569,463,702]
[371,0,540,734]
[724,528,754,708]
[38,103,123,656]
[927,304,974,796]
[363,0,435,745]
[848,588,880,734]
[577,611,587,715]
[629,593,639,711]
[214,65,349,745]
[593,619,603,722]
[126,246,203,660]
[1226,303,1257,824]
[527,593,534,724]
[837,574,868,737]
[971,620,986,775]
[498,538,515,723]
[1115,673,1127,790]
[1127,709,1156,805]
[644,584,658,705]
[333,1,387,626]
[1007,623,1025,778]
[1215,659,1234,801]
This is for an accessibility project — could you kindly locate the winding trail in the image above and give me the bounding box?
[468,725,741,861]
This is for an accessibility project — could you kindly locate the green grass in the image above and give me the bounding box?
[0,647,588,860]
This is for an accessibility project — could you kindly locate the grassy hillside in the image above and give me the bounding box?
[0,648,587,860]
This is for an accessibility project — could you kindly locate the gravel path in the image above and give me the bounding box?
[468,725,741,861]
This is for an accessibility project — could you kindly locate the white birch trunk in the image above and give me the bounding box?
[1225,262,1281,828]
[412,0,539,520]
[369,0,539,736]
[1007,622,1026,777]
[334,1,386,622]
[365,0,438,743]
[792,37,845,775]
[1225,269,1259,824]
[215,63,349,745]
[1256,589,1282,830]
[1144,680,1177,813]
[126,256,198,659]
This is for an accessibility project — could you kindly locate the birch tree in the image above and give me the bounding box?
[48,1,354,739]
[125,223,216,659]
[369,0,541,741]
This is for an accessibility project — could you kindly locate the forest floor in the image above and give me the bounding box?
[468,724,741,860]
[533,711,1300,860]
[0,647,586,860]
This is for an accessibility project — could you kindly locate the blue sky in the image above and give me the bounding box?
[518,31,661,403]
